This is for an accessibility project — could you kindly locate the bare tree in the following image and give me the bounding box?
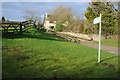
[49,5,83,32]
[23,9,41,25]
[49,5,74,23]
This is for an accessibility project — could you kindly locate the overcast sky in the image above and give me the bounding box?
[2,2,89,21]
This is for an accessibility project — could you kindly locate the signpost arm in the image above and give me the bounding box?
[98,14,102,63]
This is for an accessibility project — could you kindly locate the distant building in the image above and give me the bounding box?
[43,13,56,31]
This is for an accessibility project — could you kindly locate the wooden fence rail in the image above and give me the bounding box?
[0,20,35,33]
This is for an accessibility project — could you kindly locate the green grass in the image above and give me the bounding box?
[2,28,120,78]
[55,33,120,47]
[93,39,120,47]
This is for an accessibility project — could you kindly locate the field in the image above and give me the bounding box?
[2,28,119,78]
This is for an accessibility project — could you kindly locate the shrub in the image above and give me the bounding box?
[28,28,39,35]
[56,24,63,32]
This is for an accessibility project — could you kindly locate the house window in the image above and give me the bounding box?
[50,26,54,29]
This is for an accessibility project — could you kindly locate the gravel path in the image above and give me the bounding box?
[47,33,119,55]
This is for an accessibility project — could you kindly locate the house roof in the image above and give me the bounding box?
[43,14,55,23]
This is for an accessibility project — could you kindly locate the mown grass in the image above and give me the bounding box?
[55,33,120,47]
[2,28,120,78]
[91,39,120,47]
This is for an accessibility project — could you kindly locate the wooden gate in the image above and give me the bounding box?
[0,20,36,33]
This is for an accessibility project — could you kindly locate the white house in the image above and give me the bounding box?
[43,13,56,31]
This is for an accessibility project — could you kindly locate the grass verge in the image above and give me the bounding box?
[2,28,119,78]
[55,33,119,47]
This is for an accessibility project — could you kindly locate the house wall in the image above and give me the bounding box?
[44,13,56,30]
[45,23,56,30]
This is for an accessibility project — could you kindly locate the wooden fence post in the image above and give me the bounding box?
[20,22,22,32]
[34,23,37,28]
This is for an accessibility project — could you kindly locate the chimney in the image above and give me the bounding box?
[46,13,48,19]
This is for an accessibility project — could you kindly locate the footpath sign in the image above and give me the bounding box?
[93,14,102,63]
[93,16,101,24]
